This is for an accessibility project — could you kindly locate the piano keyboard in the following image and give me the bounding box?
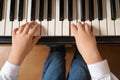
[0,0,120,44]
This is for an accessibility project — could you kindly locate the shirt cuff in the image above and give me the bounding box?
[1,61,20,77]
[87,60,111,78]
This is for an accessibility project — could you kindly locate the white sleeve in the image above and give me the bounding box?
[0,61,20,80]
[88,60,119,80]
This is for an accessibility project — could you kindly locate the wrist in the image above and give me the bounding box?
[8,56,24,66]
[8,51,25,65]
[8,58,23,66]
[82,50,102,64]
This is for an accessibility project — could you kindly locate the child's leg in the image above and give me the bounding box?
[68,47,91,80]
[42,45,66,80]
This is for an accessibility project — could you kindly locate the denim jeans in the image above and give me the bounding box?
[42,46,91,80]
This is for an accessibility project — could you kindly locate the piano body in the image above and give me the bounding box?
[0,0,120,44]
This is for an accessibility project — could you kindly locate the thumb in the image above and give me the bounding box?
[32,36,41,46]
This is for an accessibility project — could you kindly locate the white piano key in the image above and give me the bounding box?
[41,0,48,36]
[0,19,5,36]
[55,0,62,36]
[41,21,48,36]
[27,0,32,22]
[48,20,55,36]
[0,0,7,36]
[35,0,39,23]
[85,0,92,27]
[27,0,40,36]
[92,0,100,36]
[48,0,55,36]
[106,0,115,35]
[20,0,27,26]
[76,0,85,24]
[71,0,77,36]
[63,20,69,36]
[115,0,120,35]
[99,0,107,36]
[71,0,77,25]
[76,0,84,24]
[35,0,40,36]
[13,0,19,30]
[77,0,81,22]
[77,0,85,24]
[5,0,13,36]
[63,0,70,36]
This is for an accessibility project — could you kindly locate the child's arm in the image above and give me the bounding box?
[71,22,118,80]
[0,21,40,80]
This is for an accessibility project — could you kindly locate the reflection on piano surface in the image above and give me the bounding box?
[0,0,120,44]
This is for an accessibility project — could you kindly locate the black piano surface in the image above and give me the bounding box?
[1,36,120,44]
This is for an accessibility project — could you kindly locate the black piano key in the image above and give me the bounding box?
[68,0,73,21]
[59,0,64,21]
[110,0,116,20]
[31,0,36,20]
[18,0,24,21]
[39,0,44,21]
[10,0,15,21]
[47,0,52,21]
[97,0,103,20]
[89,0,94,21]
[81,0,85,21]
[0,0,3,21]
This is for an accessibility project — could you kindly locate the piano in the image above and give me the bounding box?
[0,0,120,44]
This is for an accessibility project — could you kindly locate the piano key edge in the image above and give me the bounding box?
[1,36,120,44]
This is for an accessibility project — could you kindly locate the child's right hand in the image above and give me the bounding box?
[71,22,102,64]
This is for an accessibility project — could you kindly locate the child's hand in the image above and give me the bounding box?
[8,21,41,65]
[71,22,102,64]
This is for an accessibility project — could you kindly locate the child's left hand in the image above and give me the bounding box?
[8,21,41,65]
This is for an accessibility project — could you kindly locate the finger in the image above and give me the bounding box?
[84,23,92,33]
[71,24,78,36]
[18,23,28,33]
[12,28,19,38]
[29,24,40,36]
[32,36,41,46]
[23,21,35,34]
[76,22,84,31]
